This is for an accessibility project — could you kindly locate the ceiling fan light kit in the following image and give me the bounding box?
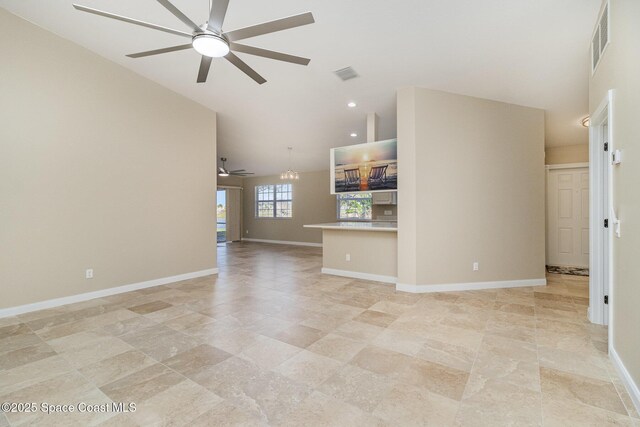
[73,0,315,84]
[192,34,229,58]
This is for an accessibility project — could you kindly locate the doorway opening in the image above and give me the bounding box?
[546,163,590,273]
[217,189,226,244]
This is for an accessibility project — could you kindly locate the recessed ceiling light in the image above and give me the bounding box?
[347,102,357,108]
[581,116,590,127]
[350,133,358,137]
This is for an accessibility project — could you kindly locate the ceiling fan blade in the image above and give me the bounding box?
[230,43,310,66]
[156,0,202,33]
[225,52,266,84]
[223,12,315,42]
[229,170,246,172]
[197,56,213,83]
[207,0,230,32]
[126,44,193,58]
[231,172,254,176]
[73,4,193,38]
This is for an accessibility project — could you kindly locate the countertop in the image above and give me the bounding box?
[304,222,398,232]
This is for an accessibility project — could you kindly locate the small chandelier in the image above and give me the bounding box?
[280,147,300,180]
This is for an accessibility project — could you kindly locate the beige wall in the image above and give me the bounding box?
[0,10,217,309]
[372,204,398,219]
[322,230,397,277]
[242,171,336,244]
[545,144,590,165]
[589,0,640,394]
[397,87,546,287]
[217,175,244,187]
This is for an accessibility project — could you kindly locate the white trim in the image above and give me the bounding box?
[242,238,322,248]
[589,90,614,326]
[545,162,589,170]
[610,346,640,416]
[396,278,547,293]
[321,268,396,284]
[0,268,218,318]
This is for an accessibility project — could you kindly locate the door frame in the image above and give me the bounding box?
[217,185,243,242]
[545,163,590,268]
[216,187,228,244]
[589,90,614,327]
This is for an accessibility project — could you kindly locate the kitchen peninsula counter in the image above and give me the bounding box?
[304,222,397,283]
[304,222,397,232]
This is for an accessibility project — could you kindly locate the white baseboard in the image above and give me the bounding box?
[0,268,218,318]
[321,268,396,284]
[243,238,322,248]
[396,278,547,293]
[610,346,640,416]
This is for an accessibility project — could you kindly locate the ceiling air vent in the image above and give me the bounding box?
[334,67,359,81]
[592,1,610,73]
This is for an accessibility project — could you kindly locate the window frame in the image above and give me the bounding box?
[255,184,293,219]
[336,192,373,221]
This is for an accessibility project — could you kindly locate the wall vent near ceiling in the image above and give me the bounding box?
[599,5,609,49]
[334,67,359,81]
[592,1,610,74]
[592,28,600,69]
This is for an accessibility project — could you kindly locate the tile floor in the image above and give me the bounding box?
[0,242,638,426]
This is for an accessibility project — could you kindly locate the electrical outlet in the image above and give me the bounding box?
[384,210,392,216]
[346,253,351,262]
[85,269,94,279]
[246,230,249,234]
[473,262,479,271]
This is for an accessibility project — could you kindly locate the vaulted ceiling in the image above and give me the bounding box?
[0,0,600,175]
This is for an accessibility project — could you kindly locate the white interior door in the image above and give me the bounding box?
[547,167,590,268]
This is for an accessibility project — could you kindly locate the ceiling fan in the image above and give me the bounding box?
[72,0,315,84]
[218,158,254,177]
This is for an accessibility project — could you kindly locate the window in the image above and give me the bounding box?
[255,184,292,218]
[337,193,372,220]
